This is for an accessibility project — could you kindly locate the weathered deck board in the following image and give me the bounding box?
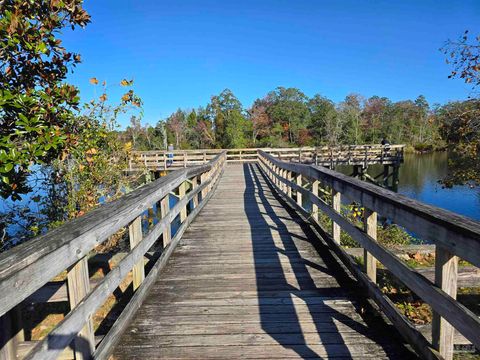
[112,164,417,359]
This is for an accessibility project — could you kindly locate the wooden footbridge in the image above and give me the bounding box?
[1,148,480,360]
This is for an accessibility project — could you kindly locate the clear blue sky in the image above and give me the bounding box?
[63,0,480,127]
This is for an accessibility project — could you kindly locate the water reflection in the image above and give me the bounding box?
[339,152,480,221]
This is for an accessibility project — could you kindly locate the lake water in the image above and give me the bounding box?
[395,152,479,221]
[337,152,480,222]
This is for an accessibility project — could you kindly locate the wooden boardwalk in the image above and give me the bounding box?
[113,164,416,359]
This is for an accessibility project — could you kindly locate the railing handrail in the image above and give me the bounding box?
[258,149,480,360]
[0,151,227,318]
[258,150,480,266]
[132,144,405,155]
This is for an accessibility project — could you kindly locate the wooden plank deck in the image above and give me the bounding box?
[112,164,417,359]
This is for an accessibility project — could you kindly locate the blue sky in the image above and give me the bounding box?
[63,0,480,127]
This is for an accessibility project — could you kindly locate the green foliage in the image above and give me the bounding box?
[316,203,414,248]
[0,0,90,199]
[208,89,244,148]
[56,80,142,218]
[148,87,452,155]
[224,109,251,148]
[441,30,480,89]
[266,87,310,144]
[436,99,480,187]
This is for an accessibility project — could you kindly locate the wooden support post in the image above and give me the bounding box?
[0,305,23,360]
[383,165,389,187]
[392,165,400,192]
[312,180,319,221]
[0,311,16,360]
[163,153,167,170]
[432,246,458,360]
[183,152,187,168]
[128,216,145,291]
[200,172,209,200]
[363,208,377,282]
[67,257,95,359]
[178,181,187,222]
[192,176,198,209]
[281,169,286,193]
[332,189,341,244]
[296,174,302,207]
[160,195,171,246]
[287,171,292,198]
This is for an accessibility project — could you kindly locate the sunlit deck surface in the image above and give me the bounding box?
[113,164,416,359]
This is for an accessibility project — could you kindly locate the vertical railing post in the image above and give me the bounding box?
[312,180,319,221]
[192,176,198,209]
[287,171,292,198]
[160,194,171,246]
[179,181,187,222]
[67,257,95,359]
[0,311,16,360]
[432,246,458,360]
[183,152,187,168]
[363,208,377,282]
[296,173,302,207]
[200,171,209,200]
[128,216,145,290]
[331,189,341,244]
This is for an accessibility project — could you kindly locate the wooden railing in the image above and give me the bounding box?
[129,144,404,171]
[0,152,227,360]
[258,150,480,360]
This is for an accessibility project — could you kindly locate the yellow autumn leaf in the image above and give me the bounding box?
[124,141,132,151]
[89,77,99,85]
[99,93,107,102]
[120,79,129,86]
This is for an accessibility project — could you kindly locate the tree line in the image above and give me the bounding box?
[124,87,470,152]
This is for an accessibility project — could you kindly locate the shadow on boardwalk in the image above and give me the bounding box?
[243,163,416,359]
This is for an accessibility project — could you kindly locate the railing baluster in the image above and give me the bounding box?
[160,195,171,246]
[312,180,319,221]
[0,310,16,360]
[67,257,95,359]
[129,216,145,290]
[432,246,458,360]
[192,176,198,209]
[363,208,377,282]
[179,181,187,222]
[200,171,208,200]
[296,173,302,207]
[287,171,292,198]
[332,189,341,244]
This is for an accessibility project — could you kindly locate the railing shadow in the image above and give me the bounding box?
[243,163,414,359]
[46,333,93,359]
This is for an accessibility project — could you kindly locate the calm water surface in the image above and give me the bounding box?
[397,152,480,221]
[340,152,480,222]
